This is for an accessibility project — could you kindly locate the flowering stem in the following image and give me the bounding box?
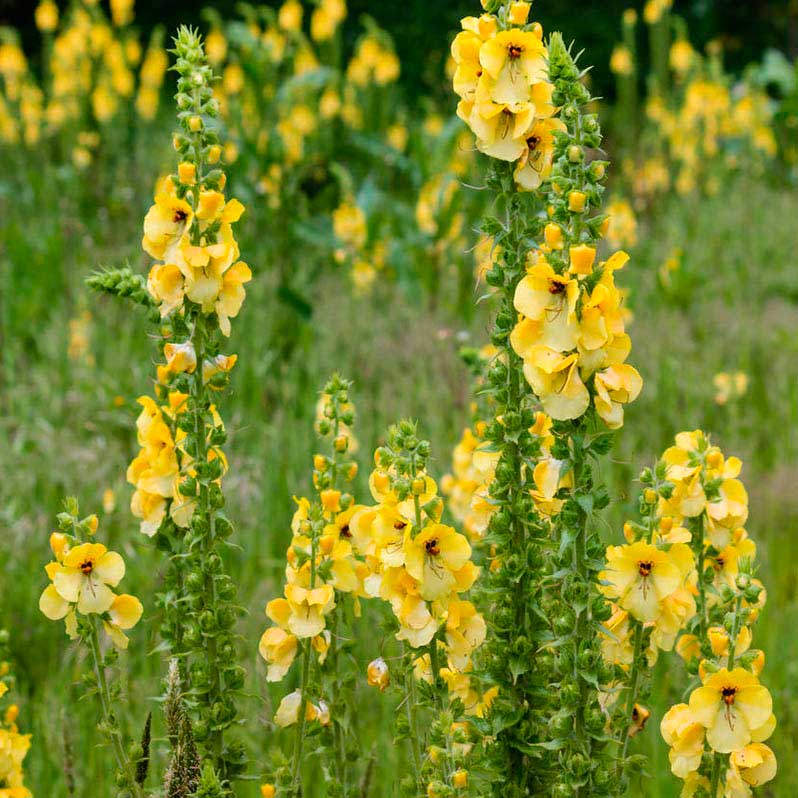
[727,594,744,670]
[693,514,708,641]
[571,435,592,798]
[290,535,319,796]
[86,619,143,798]
[620,623,645,762]
[404,653,424,792]
[190,311,225,767]
[291,639,314,796]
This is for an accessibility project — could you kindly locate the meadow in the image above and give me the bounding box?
[1,1,797,797]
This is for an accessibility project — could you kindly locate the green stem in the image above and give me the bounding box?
[727,594,744,670]
[191,313,225,767]
[87,620,143,798]
[404,653,424,792]
[620,623,645,762]
[693,515,708,641]
[291,639,314,796]
[571,433,591,798]
[291,536,319,795]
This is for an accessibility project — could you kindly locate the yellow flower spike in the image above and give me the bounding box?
[568,190,587,212]
[569,244,596,276]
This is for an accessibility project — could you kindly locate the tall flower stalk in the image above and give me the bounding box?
[90,27,251,786]
[38,500,146,796]
[452,3,642,794]
[260,376,363,798]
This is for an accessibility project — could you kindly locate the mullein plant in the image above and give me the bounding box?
[353,421,490,798]
[89,27,251,788]
[597,431,777,797]
[0,629,32,797]
[658,433,775,798]
[38,501,147,796]
[260,376,364,798]
[452,2,642,795]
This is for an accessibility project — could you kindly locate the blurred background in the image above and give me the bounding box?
[1,0,797,796]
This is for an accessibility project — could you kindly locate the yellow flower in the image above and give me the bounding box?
[444,599,486,670]
[461,100,538,163]
[599,605,634,667]
[270,584,336,639]
[278,0,303,31]
[670,40,695,74]
[40,542,125,616]
[610,45,633,76]
[404,524,472,601]
[688,668,773,753]
[102,593,144,650]
[521,348,590,421]
[274,690,303,727]
[660,703,705,778]
[478,30,546,106]
[600,541,686,622]
[508,2,531,25]
[142,185,192,261]
[258,626,298,682]
[35,0,59,32]
[215,261,252,336]
[729,743,777,788]
[593,364,643,429]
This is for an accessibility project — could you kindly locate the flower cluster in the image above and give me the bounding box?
[118,29,250,783]
[37,501,148,796]
[509,146,642,428]
[0,631,31,798]
[655,432,776,797]
[260,379,362,698]
[354,422,491,714]
[39,510,143,650]
[451,2,564,190]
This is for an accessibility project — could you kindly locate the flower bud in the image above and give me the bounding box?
[367,657,390,691]
[452,770,468,788]
[568,191,587,213]
[508,2,531,25]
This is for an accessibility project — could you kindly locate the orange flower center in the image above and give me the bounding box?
[722,686,737,706]
[637,561,653,577]
[527,134,541,151]
[548,278,567,295]
[508,44,523,59]
[173,209,187,223]
[80,559,94,575]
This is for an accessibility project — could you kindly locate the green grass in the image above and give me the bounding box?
[1,163,797,796]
